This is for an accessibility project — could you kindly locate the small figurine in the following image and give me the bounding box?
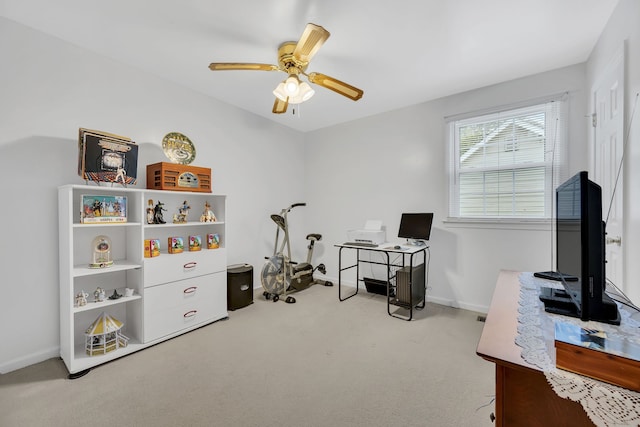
[200,201,217,222]
[173,200,190,224]
[153,201,167,224]
[146,199,155,224]
[108,289,122,300]
[75,290,88,307]
[94,287,106,302]
[112,167,127,187]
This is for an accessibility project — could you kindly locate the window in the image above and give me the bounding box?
[448,97,567,220]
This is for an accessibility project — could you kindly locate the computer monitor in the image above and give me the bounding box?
[539,171,620,325]
[398,213,433,243]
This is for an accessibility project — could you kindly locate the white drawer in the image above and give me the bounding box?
[144,303,215,343]
[143,248,226,287]
[144,274,219,313]
[143,273,227,342]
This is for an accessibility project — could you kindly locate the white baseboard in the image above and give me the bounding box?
[0,346,60,374]
[426,295,488,314]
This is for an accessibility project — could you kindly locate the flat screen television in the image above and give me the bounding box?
[398,213,433,244]
[538,171,620,325]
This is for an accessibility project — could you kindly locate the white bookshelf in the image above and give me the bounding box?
[59,185,227,377]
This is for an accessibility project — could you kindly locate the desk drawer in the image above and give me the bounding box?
[143,249,226,287]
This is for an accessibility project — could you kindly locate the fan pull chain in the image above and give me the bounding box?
[292,104,301,118]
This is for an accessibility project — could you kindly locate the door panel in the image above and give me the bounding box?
[592,48,624,288]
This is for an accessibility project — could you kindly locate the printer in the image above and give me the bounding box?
[346,220,386,245]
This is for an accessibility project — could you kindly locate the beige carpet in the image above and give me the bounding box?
[0,285,495,426]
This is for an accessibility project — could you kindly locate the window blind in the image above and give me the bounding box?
[448,97,568,220]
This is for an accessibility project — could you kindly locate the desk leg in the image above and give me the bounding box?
[413,250,427,311]
[338,246,359,301]
[388,249,427,321]
[388,258,411,320]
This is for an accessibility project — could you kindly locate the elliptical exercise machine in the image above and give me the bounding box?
[261,203,332,303]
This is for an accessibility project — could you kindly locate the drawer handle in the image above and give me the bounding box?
[183,310,198,318]
[183,286,197,294]
[184,262,197,269]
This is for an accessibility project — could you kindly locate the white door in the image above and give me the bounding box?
[591,48,624,288]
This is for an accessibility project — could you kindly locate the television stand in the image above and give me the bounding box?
[478,271,600,426]
[539,286,581,318]
[539,286,621,325]
[533,271,578,281]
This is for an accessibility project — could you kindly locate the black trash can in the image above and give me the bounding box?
[227,264,253,310]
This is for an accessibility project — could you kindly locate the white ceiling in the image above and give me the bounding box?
[1,0,619,132]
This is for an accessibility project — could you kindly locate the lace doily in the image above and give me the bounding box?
[516,273,640,427]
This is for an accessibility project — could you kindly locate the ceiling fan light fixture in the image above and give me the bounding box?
[284,75,300,95]
[273,82,288,102]
[286,82,315,105]
[298,82,315,102]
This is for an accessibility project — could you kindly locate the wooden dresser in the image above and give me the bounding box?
[476,270,595,426]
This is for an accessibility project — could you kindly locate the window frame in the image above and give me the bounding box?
[447,95,568,224]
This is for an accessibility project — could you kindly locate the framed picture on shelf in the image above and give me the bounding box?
[168,237,184,254]
[189,235,202,251]
[81,195,127,224]
[144,239,160,258]
[78,128,139,185]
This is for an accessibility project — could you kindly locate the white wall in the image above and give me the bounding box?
[3,3,636,373]
[305,64,589,313]
[586,0,640,305]
[0,18,306,373]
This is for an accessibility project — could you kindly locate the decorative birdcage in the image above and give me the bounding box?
[85,312,129,356]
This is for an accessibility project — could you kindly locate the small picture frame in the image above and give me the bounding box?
[207,233,220,249]
[81,195,127,224]
[144,239,161,258]
[168,237,184,254]
[189,235,202,251]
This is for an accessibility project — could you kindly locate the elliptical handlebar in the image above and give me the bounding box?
[283,202,306,213]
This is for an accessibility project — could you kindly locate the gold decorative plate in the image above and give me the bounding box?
[162,132,196,164]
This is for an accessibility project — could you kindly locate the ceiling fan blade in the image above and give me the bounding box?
[293,23,330,64]
[272,97,288,114]
[307,72,364,101]
[209,63,279,71]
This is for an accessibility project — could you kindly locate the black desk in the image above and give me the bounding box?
[335,243,429,320]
